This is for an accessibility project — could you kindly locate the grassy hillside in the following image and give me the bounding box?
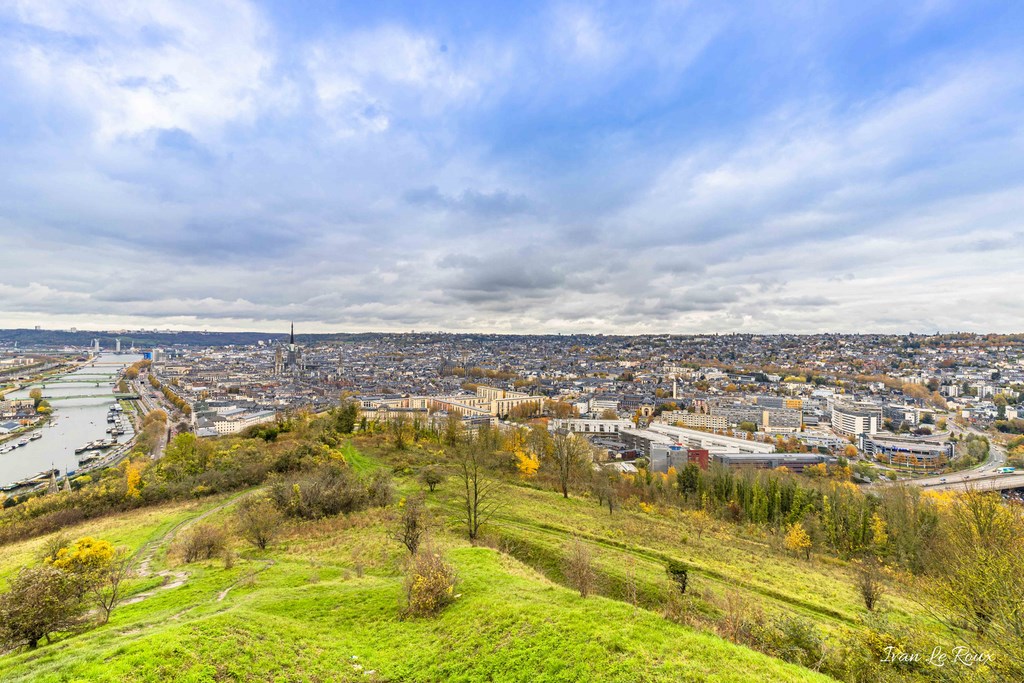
[0,473,832,682]
[1,428,999,682]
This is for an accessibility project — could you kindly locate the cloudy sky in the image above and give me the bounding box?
[1,1,1022,334]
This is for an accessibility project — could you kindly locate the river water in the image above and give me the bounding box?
[0,354,141,488]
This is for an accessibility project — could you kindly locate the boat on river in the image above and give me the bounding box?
[0,468,60,492]
[75,439,117,454]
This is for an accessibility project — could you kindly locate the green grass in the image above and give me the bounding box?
[0,497,238,587]
[465,486,906,626]
[0,438,945,681]
[0,541,831,683]
[341,439,379,474]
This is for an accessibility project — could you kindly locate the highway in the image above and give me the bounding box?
[903,422,1014,491]
[925,472,1024,493]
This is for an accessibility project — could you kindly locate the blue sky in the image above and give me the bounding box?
[1,1,1022,333]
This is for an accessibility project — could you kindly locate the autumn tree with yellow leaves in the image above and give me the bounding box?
[784,521,812,560]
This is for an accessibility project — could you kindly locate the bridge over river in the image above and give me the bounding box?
[41,392,140,401]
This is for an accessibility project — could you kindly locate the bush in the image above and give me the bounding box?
[564,537,596,598]
[753,616,827,671]
[405,548,457,617]
[39,534,72,563]
[666,560,689,595]
[367,469,395,508]
[0,565,85,650]
[236,497,283,550]
[269,466,368,519]
[177,524,227,563]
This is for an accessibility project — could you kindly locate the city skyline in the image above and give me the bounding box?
[2,1,1023,334]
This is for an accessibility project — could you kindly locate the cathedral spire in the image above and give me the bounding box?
[290,322,294,344]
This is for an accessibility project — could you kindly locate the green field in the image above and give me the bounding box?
[0,439,951,681]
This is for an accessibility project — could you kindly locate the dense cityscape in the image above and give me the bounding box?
[4,329,1023,491]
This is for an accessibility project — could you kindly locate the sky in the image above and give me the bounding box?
[1,0,1023,335]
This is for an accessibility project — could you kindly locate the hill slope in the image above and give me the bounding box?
[0,496,831,683]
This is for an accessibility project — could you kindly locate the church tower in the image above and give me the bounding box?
[280,322,302,376]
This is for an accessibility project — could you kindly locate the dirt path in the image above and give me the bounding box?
[216,558,275,602]
[123,489,263,607]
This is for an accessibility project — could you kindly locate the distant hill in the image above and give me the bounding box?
[0,328,636,349]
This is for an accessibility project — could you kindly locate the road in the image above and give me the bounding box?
[131,372,181,458]
[908,423,1008,489]
[925,472,1024,493]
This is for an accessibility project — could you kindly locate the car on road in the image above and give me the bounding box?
[939,477,947,483]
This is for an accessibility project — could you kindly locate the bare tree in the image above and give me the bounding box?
[393,495,428,555]
[565,536,596,598]
[454,442,503,542]
[855,558,884,612]
[591,470,618,514]
[550,431,592,499]
[88,549,134,624]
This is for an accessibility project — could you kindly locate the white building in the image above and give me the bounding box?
[644,423,775,454]
[550,418,633,435]
[202,410,278,436]
[831,401,881,437]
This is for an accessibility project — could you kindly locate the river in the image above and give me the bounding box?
[0,353,141,488]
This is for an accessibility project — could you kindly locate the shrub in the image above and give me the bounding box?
[236,496,283,550]
[717,590,762,645]
[405,548,457,617]
[269,466,367,519]
[39,534,72,563]
[564,536,596,598]
[177,524,227,563]
[367,469,395,508]
[754,616,827,671]
[0,565,85,650]
[666,560,689,595]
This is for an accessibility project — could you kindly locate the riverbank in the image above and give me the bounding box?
[0,354,141,490]
[0,415,53,447]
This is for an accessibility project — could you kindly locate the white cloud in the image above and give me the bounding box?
[306,26,480,138]
[0,3,1022,335]
[550,5,614,64]
[5,0,283,143]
